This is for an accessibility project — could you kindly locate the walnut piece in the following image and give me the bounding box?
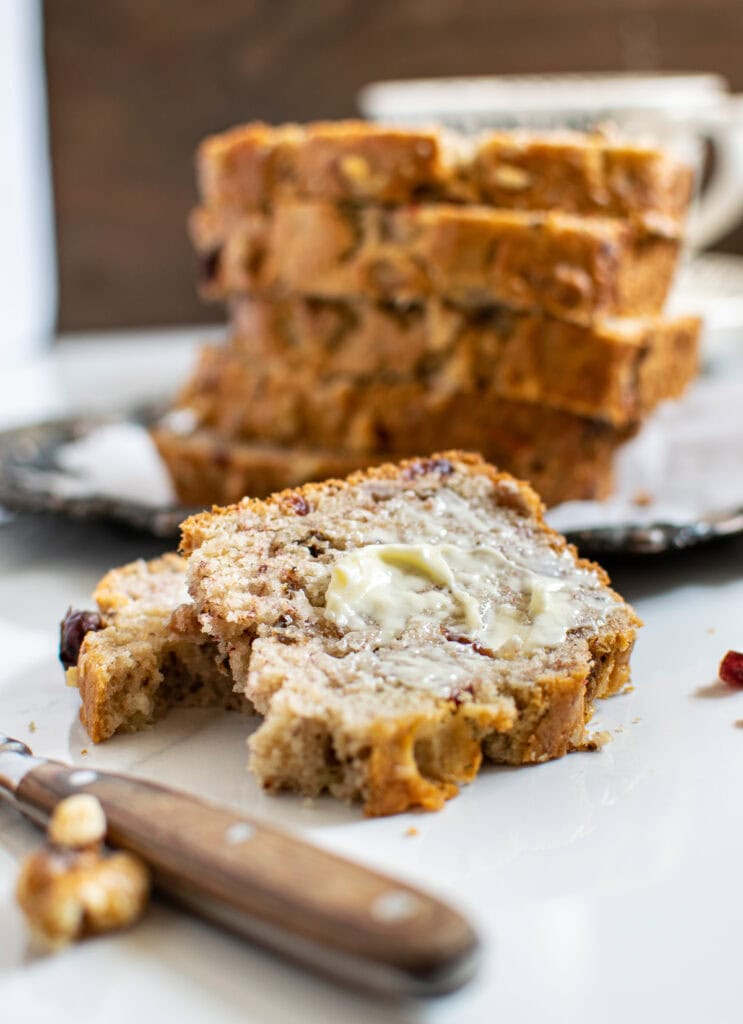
[340,154,371,183]
[492,164,533,191]
[16,795,150,947]
[48,794,106,848]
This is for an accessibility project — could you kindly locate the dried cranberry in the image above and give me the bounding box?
[59,608,103,668]
[444,631,493,658]
[197,247,221,284]
[719,650,743,688]
[402,457,454,481]
[285,494,311,516]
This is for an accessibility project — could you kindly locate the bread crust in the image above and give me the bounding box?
[191,202,680,320]
[197,120,692,231]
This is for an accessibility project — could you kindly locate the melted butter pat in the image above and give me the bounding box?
[325,544,481,635]
[324,543,581,653]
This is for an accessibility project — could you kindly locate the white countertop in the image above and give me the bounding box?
[2,331,743,1023]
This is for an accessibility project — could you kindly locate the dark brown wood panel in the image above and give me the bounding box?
[44,0,743,331]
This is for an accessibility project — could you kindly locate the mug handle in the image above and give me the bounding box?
[685,97,743,251]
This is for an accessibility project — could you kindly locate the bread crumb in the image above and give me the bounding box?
[706,627,716,635]
[614,726,624,734]
[621,683,635,694]
[632,716,642,724]
[404,826,419,838]
[632,489,654,507]
[28,721,37,733]
[579,730,612,751]
[80,749,88,757]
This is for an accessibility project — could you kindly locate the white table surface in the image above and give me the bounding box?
[2,331,743,1024]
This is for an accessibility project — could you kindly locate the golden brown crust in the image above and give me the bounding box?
[191,202,680,320]
[197,120,692,230]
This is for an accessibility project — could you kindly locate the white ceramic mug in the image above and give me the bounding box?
[358,72,743,251]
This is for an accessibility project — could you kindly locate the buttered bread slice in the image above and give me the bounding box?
[181,452,639,816]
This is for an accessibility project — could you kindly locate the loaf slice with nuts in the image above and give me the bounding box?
[152,390,626,509]
[65,554,250,743]
[181,451,640,816]
[198,120,692,233]
[188,302,699,428]
[192,202,680,320]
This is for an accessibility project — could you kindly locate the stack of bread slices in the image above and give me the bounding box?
[152,121,701,508]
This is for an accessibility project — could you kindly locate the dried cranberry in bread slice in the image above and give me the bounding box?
[67,554,249,743]
[181,452,640,816]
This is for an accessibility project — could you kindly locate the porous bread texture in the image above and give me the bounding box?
[227,296,700,428]
[198,120,693,232]
[152,392,626,509]
[191,202,680,320]
[181,452,640,816]
[73,554,249,743]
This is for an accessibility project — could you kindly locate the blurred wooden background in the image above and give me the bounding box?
[44,0,743,332]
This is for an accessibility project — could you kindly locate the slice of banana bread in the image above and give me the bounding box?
[192,202,680,320]
[188,305,699,428]
[65,554,249,743]
[228,297,699,425]
[181,452,640,816]
[152,391,627,509]
[169,342,637,477]
[197,120,692,232]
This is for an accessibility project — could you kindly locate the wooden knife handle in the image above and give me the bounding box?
[16,761,479,995]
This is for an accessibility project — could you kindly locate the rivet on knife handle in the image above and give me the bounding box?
[15,760,480,995]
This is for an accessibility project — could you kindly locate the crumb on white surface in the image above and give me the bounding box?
[579,730,612,751]
[632,489,654,507]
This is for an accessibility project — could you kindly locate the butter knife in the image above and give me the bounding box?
[0,735,479,996]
